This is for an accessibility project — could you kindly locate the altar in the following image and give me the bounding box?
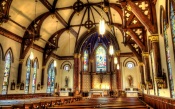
[125,88,138,97]
[59,91,70,96]
[88,89,108,97]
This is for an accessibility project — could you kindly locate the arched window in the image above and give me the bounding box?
[126,62,135,69]
[32,60,37,93]
[83,50,88,71]
[2,51,11,94]
[47,62,55,93]
[170,0,175,56]
[95,46,106,72]
[25,58,32,94]
[163,13,175,98]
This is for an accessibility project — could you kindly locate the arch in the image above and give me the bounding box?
[160,6,167,35]
[4,47,14,63]
[33,57,39,69]
[75,27,119,53]
[2,49,12,94]
[162,4,175,98]
[0,44,5,61]
[123,57,137,67]
[60,61,72,69]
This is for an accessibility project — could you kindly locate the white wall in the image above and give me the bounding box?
[120,57,141,90]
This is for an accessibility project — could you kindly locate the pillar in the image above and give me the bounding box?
[73,53,81,91]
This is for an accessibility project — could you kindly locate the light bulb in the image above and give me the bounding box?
[109,44,114,55]
[99,19,105,35]
[114,57,118,64]
[117,64,120,70]
[54,60,57,67]
[30,51,34,60]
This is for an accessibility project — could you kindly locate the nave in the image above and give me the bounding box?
[0,96,152,109]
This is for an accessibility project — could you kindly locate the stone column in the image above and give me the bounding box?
[149,34,162,78]
[73,53,81,91]
[139,62,146,88]
[142,52,151,84]
[116,51,122,90]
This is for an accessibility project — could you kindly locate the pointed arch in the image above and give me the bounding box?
[2,49,12,94]
[47,60,56,93]
[4,47,14,63]
[0,44,5,61]
[33,57,39,69]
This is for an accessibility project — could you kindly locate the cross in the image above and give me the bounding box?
[139,2,148,10]
[126,13,130,18]
[136,29,142,35]
[133,20,137,24]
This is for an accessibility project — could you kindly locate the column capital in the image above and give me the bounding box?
[42,66,46,69]
[115,50,121,56]
[19,59,24,64]
[138,62,144,66]
[142,52,149,57]
[74,53,81,58]
[149,34,159,42]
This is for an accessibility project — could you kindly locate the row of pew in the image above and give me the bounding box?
[0,96,82,109]
[46,97,153,109]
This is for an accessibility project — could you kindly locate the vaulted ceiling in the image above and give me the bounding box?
[0,0,158,61]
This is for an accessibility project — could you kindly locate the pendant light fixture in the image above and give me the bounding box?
[99,0,105,35]
[109,44,114,55]
[114,57,118,64]
[30,0,37,60]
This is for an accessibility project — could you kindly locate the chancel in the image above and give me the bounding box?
[0,0,175,108]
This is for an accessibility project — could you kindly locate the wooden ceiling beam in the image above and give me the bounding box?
[126,43,142,62]
[127,29,146,50]
[39,0,78,37]
[127,1,156,34]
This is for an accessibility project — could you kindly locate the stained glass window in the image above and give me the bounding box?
[170,1,175,57]
[96,46,106,72]
[2,51,11,94]
[47,62,55,93]
[25,58,31,94]
[163,19,175,98]
[126,62,134,69]
[83,50,88,71]
[32,60,37,93]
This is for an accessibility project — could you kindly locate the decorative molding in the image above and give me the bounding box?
[19,59,24,63]
[138,62,144,66]
[74,53,81,58]
[142,52,149,57]
[127,5,132,11]
[0,27,22,43]
[149,34,159,42]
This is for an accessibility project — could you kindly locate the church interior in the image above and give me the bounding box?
[0,0,175,108]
